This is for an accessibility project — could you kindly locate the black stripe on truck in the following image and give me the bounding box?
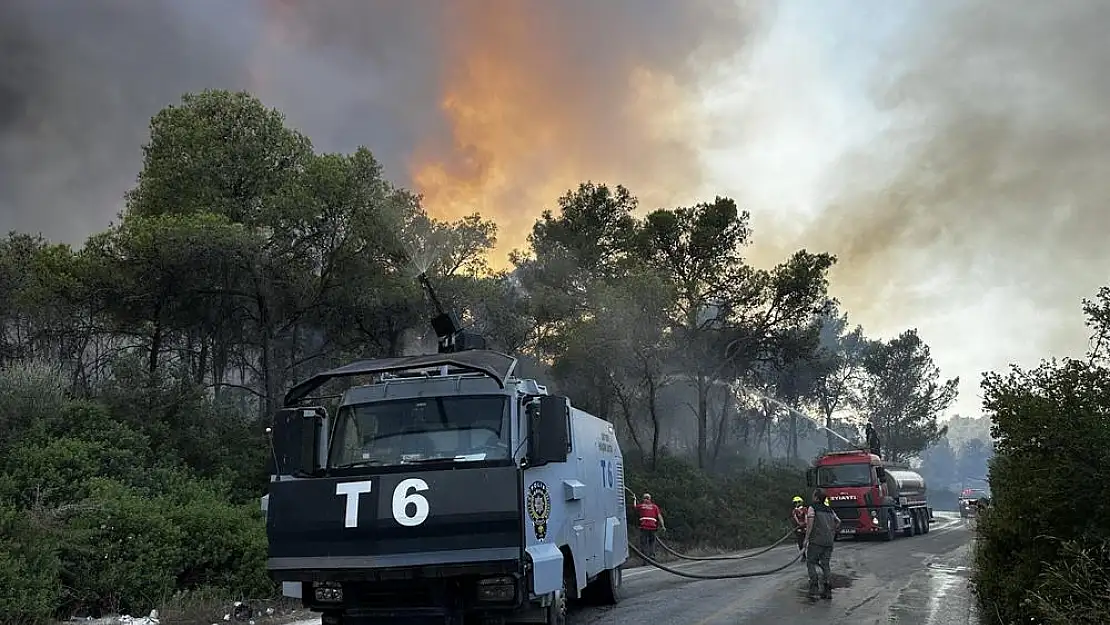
[266,465,521,568]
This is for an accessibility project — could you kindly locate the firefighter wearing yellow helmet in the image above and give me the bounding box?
[791,496,807,556]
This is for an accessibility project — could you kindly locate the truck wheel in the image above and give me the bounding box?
[546,571,569,625]
[903,511,915,537]
[910,511,921,536]
[594,567,622,605]
[922,511,931,534]
[883,511,896,541]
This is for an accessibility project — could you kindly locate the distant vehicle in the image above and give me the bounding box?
[259,274,628,625]
[806,449,934,541]
[959,488,991,518]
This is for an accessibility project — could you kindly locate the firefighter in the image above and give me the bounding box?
[633,492,665,559]
[803,488,842,600]
[865,422,882,459]
[791,496,808,562]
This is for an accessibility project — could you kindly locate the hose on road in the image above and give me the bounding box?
[656,530,795,561]
[622,486,802,579]
[628,541,803,580]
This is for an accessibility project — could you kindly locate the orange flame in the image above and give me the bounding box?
[252,1,717,270]
[410,2,708,269]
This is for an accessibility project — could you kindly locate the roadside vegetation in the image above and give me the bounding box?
[973,289,1110,623]
[0,90,954,624]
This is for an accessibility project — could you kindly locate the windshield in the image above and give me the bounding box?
[815,463,874,488]
[328,395,511,469]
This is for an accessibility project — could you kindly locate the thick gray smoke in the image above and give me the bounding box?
[0,0,244,240]
[806,0,1110,354]
[0,0,760,248]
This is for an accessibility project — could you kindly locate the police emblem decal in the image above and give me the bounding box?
[526,481,551,541]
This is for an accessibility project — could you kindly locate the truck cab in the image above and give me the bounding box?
[806,450,933,541]
[262,350,628,625]
[959,488,990,518]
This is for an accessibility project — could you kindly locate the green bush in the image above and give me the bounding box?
[974,359,1110,621]
[0,389,276,621]
[1030,539,1110,625]
[625,455,804,549]
[0,505,61,625]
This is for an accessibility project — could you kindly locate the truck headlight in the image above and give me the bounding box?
[476,576,516,602]
[313,581,343,603]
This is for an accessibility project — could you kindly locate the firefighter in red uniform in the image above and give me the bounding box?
[791,495,807,561]
[633,492,665,559]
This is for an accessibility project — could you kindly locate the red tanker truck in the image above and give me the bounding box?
[805,449,934,541]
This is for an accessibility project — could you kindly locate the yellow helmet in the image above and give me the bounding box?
[792,496,804,504]
[824,498,831,506]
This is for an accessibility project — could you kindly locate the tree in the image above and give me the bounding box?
[956,438,991,484]
[856,329,957,462]
[125,90,313,226]
[810,307,867,451]
[919,437,958,491]
[513,182,641,422]
[635,198,836,468]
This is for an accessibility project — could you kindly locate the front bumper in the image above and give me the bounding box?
[291,560,528,619]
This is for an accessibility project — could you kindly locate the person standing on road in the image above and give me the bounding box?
[865,422,882,459]
[791,496,808,560]
[803,488,841,600]
[633,493,665,559]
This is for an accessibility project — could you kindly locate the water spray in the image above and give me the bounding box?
[735,383,856,446]
[691,375,858,447]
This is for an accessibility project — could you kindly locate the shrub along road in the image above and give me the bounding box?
[287,512,977,625]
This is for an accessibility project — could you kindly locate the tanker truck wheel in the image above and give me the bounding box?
[883,511,896,541]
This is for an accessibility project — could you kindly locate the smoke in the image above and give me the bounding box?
[0,0,246,241]
[803,0,1110,347]
[0,0,764,260]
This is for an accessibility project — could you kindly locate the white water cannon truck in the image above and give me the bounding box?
[261,275,628,625]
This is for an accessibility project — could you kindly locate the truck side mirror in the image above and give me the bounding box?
[876,467,887,482]
[527,396,570,467]
[805,468,816,488]
[269,407,325,476]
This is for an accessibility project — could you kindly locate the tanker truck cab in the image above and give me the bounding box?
[263,350,628,625]
[806,450,933,542]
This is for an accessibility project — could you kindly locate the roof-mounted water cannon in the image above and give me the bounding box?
[418,271,488,354]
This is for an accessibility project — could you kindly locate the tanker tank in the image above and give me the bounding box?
[885,469,927,499]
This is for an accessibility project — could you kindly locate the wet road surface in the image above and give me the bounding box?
[287,512,978,625]
[577,511,979,625]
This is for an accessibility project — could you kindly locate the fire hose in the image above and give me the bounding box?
[656,530,795,561]
[628,538,802,580]
[622,486,802,579]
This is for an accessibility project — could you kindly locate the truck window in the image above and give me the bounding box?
[815,463,874,488]
[329,395,511,468]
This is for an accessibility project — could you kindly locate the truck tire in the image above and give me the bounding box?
[583,566,622,605]
[910,510,921,536]
[546,570,569,625]
[903,511,915,537]
[883,511,896,541]
[593,567,622,605]
[922,510,931,534]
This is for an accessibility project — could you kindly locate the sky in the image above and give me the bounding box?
[3,0,1109,420]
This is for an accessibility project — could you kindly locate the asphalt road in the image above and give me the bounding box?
[576,511,979,625]
[287,512,978,625]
